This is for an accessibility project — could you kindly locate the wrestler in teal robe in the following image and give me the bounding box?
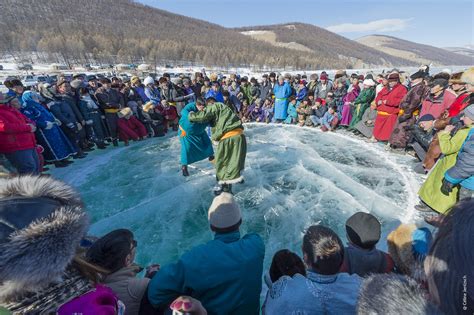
[179,103,214,165]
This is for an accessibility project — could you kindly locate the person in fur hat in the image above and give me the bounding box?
[422,70,471,170]
[0,175,104,313]
[387,223,432,281]
[117,107,147,146]
[370,72,408,142]
[357,274,442,315]
[189,97,247,194]
[388,69,430,150]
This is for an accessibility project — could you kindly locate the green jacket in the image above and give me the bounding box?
[188,102,243,142]
[418,127,472,214]
[241,84,253,104]
[349,87,376,129]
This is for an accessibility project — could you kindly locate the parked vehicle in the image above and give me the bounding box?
[22,75,37,87]
[17,64,33,71]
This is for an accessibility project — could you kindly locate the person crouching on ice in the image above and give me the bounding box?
[189,97,247,195]
[117,107,147,146]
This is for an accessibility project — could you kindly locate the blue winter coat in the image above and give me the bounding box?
[21,94,76,161]
[273,82,292,120]
[178,103,214,165]
[133,86,150,103]
[283,102,298,124]
[296,87,308,102]
[145,86,161,105]
[205,89,224,103]
[148,231,265,315]
[445,128,474,190]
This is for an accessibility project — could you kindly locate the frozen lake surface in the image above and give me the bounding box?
[53,123,422,271]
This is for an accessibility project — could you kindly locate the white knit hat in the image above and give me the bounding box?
[363,79,376,87]
[208,193,241,229]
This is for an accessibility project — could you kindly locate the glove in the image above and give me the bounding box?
[440,177,454,196]
[86,120,93,125]
[45,121,54,130]
[67,123,75,129]
[144,264,160,279]
[76,123,83,131]
[55,118,62,126]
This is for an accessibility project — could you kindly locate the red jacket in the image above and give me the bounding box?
[117,115,147,141]
[420,89,456,119]
[375,83,408,115]
[448,92,470,117]
[0,105,36,153]
[156,105,178,121]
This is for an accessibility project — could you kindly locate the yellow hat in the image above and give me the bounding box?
[143,102,154,112]
[131,76,140,84]
[118,107,132,118]
[460,67,474,85]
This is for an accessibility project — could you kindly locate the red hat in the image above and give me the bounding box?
[320,73,328,80]
[315,98,324,104]
[299,80,307,85]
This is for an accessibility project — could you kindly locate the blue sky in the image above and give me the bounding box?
[139,0,474,48]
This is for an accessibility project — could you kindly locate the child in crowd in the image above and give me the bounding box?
[321,105,339,132]
[156,99,178,132]
[296,97,311,126]
[117,107,148,145]
[141,102,165,137]
[248,99,263,122]
[309,98,327,126]
[283,96,298,124]
[261,98,274,123]
[240,99,250,122]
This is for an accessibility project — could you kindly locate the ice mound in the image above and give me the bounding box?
[52,123,420,270]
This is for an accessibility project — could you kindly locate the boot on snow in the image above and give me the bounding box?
[182,165,190,177]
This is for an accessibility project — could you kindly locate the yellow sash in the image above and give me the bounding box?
[220,128,244,141]
[398,109,420,117]
[179,125,186,138]
[377,111,397,116]
[104,108,119,113]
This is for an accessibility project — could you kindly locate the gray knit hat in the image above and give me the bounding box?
[463,105,474,120]
[208,193,241,229]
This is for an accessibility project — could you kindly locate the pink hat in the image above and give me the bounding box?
[58,285,119,315]
[320,73,328,80]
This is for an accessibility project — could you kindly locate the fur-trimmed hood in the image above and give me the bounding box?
[357,274,442,314]
[0,175,89,301]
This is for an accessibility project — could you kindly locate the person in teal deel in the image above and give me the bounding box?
[178,101,214,176]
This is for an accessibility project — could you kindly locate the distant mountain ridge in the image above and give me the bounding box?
[355,35,473,66]
[0,0,469,69]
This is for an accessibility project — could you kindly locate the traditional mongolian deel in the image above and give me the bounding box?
[179,103,214,165]
[189,102,246,185]
[373,83,408,141]
[273,81,292,120]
